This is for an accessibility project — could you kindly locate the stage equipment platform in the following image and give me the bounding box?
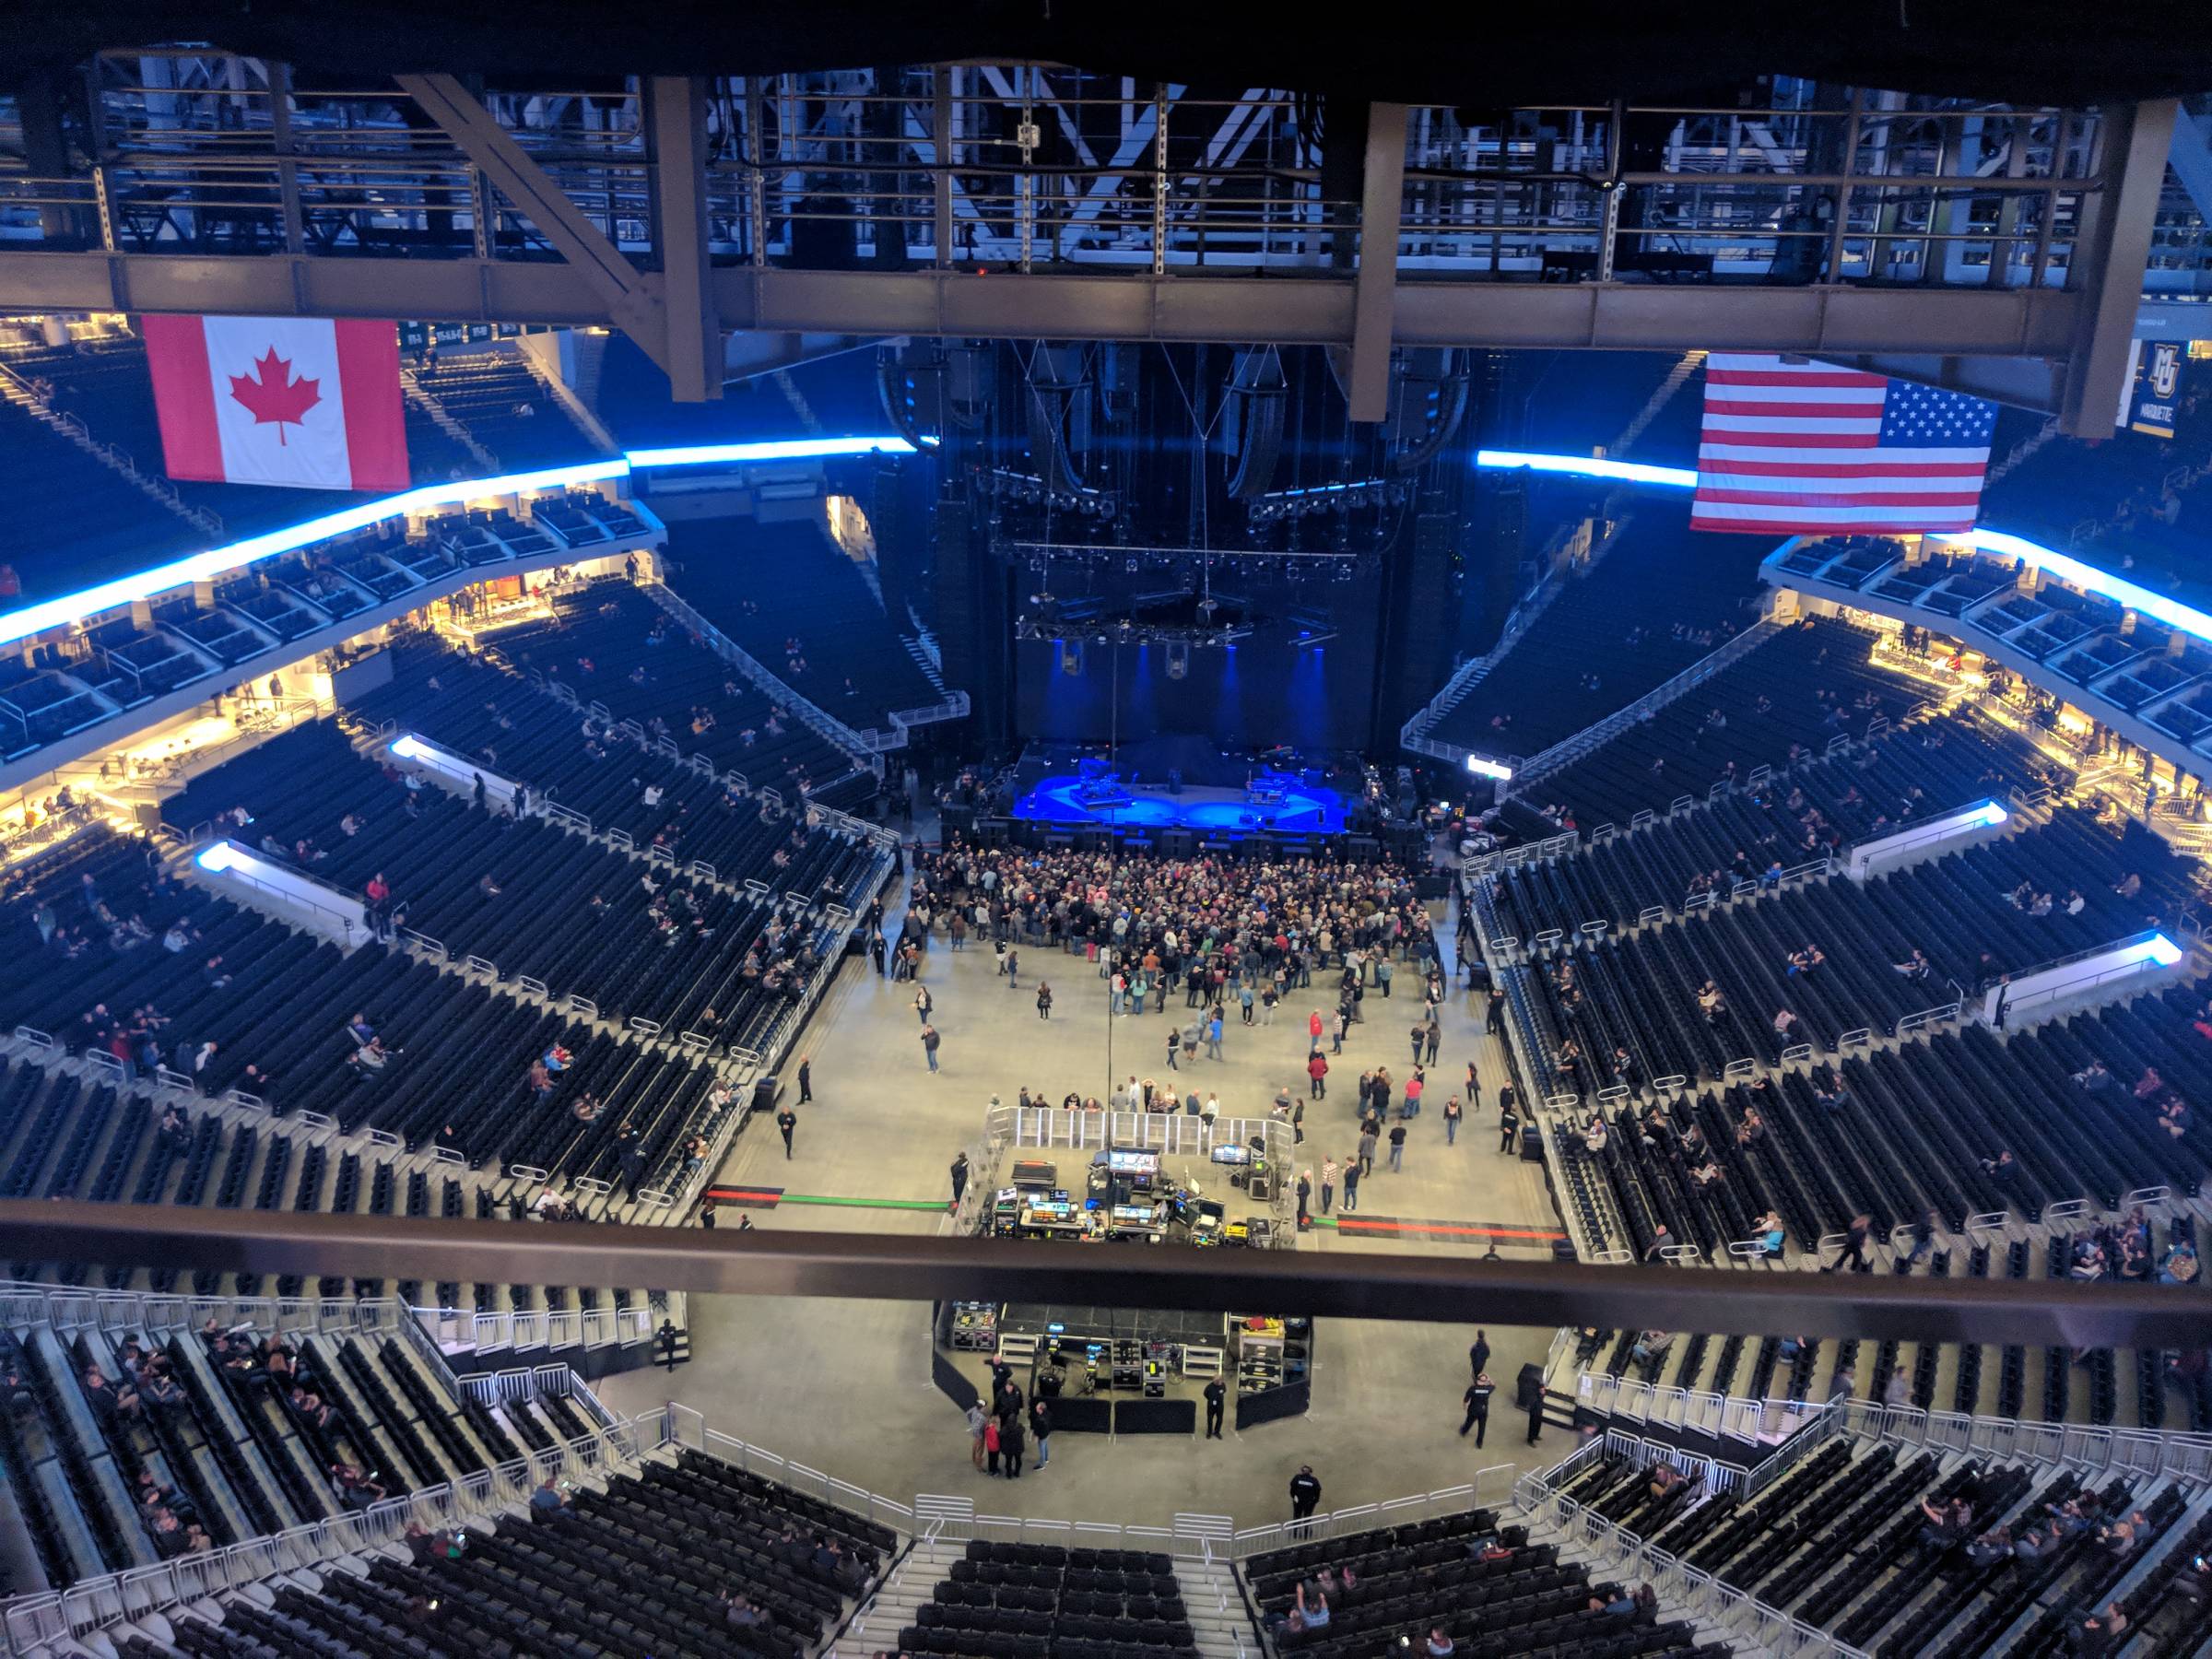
[1011,775,1346,835]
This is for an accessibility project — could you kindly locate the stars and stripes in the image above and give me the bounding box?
[1690,353,1997,535]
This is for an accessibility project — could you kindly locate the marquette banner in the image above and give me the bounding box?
[2132,341,2184,440]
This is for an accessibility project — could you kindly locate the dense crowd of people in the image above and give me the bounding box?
[905,840,1435,993]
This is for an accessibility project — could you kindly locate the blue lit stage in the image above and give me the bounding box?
[1012,774,1347,835]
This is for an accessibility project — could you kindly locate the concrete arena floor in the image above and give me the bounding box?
[596,877,1577,1530]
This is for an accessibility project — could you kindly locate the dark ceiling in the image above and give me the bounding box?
[14,0,2212,108]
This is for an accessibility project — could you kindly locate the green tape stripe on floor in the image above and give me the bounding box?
[776,1194,951,1212]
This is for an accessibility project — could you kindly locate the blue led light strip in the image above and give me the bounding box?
[1467,449,2212,649]
[0,436,918,649]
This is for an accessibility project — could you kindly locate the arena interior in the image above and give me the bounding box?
[0,9,2210,1658]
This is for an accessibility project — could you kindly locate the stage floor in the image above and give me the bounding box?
[1010,776,1347,835]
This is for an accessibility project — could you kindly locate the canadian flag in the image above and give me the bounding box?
[141,314,410,493]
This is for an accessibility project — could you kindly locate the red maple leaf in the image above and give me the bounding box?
[228,347,322,444]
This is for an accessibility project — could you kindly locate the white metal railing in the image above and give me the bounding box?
[1227,1469,1519,1561]
[655,1403,916,1534]
[1512,1472,1869,1659]
[1504,618,1784,795]
[641,581,884,775]
[1,1419,638,1655]
[1398,513,1621,759]
[1839,1399,2212,1488]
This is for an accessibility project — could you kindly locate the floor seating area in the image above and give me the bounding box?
[1559,1429,2197,1657]
[0,829,718,1188]
[661,515,947,729]
[1521,805,2196,1095]
[1509,616,1934,830]
[165,719,864,1047]
[1429,501,1766,760]
[1241,1506,1719,1659]
[412,351,606,472]
[147,1444,888,1659]
[1490,706,2053,938]
[479,577,865,803]
[903,1539,1198,1658]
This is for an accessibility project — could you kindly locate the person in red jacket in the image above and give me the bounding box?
[1307,1049,1329,1100]
[1309,1009,1325,1043]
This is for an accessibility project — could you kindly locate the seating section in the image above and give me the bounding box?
[476,577,866,804]
[1981,389,2212,610]
[164,719,865,1045]
[597,335,886,447]
[1510,616,1931,830]
[1568,1423,2204,1658]
[150,1445,888,1659]
[0,392,203,595]
[904,1540,1198,1659]
[662,515,947,728]
[1241,1507,1718,1659]
[345,634,880,863]
[3,335,477,559]
[1429,501,1766,760]
[1519,806,2196,1090]
[1491,706,2055,938]
[0,828,719,1189]
[412,350,607,472]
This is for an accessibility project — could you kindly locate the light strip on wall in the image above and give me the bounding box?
[1936,529,2212,646]
[627,436,919,468]
[0,435,919,649]
[1474,450,1700,489]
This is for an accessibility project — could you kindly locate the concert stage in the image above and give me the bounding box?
[1011,774,1347,835]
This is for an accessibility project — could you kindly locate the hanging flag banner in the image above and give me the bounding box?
[1690,353,1997,535]
[141,313,410,492]
[2131,340,2183,441]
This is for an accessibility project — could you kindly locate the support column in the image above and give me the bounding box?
[1347,102,1408,424]
[648,76,721,403]
[2059,100,2179,436]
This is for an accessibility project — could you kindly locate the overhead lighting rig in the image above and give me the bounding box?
[1245,477,1408,523]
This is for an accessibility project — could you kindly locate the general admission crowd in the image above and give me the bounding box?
[905,841,1440,998]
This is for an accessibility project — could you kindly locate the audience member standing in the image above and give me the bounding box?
[920,1024,941,1072]
[775,1106,797,1159]
[797,1054,813,1103]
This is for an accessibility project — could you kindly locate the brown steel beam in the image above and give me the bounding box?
[395,72,677,382]
[2060,99,2179,436]
[1346,102,1408,423]
[646,75,721,403]
[6,1202,2211,1351]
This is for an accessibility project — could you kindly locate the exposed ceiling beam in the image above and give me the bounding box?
[647,75,721,402]
[0,248,2092,393]
[1347,102,1409,424]
[2059,99,2179,436]
[394,71,681,386]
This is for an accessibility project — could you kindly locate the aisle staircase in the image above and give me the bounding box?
[0,362,222,540]
[1606,348,1705,457]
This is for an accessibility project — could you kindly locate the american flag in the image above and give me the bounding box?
[1690,353,1998,535]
